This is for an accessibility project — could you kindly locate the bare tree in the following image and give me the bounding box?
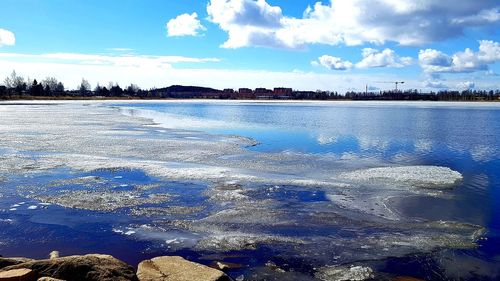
[42,77,59,92]
[4,70,25,89]
[79,78,91,96]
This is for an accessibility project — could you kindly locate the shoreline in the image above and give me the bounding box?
[2,98,500,107]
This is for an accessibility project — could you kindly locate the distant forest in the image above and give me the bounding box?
[1,71,499,101]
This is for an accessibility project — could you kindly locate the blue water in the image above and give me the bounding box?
[1,101,500,280]
[116,101,500,278]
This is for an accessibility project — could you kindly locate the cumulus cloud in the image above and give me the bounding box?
[167,13,206,37]
[477,40,500,62]
[418,49,452,68]
[419,40,500,73]
[207,0,500,49]
[0,28,15,47]
[356,48,412,68]
[314,55,354,70]
[314,48,411,71]
[207,0,284,48]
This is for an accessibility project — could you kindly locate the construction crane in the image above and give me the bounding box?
[374,81,405,91]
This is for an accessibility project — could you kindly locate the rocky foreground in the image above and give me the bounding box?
[0,253,232,281]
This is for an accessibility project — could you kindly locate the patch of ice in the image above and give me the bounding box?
[196,232,305,251]
[112,228,136,236]
[338,166,463,188]
[205,184,250,203]
[326,193,400,220]
[49,176,105,187]
[35,190,171,211]
[166,238,181,244]
[315,265,374,281]
[27,205,38,210]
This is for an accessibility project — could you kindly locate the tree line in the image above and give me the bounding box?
[1,70,499,101]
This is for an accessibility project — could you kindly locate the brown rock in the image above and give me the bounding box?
[0,254,137,281]
[37,278,65,281]
[0,258,35,270]
[0,268,36,281]
[137,256,233,281]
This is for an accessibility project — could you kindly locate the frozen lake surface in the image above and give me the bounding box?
[0,100,499,280]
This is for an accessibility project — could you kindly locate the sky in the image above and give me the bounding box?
[0,0,499,92]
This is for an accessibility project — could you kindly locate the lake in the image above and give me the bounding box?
[0,101,499,280]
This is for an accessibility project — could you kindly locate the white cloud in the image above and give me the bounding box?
[423,80,448,89]
[457,81,475,90]
[0,52,220,69]
[107,48,134,52]
[207,0,500,49]
[452,7,500,25]
[452,48,488,72]
[166,13,206,37]
[477,40,500,62]
[0,28,15,47]
[418,49,452,68]
[315,48,411,71]
[356,48,412,68]
[315,55,353,70]
[207,0,284,48]
[419,40,500,73]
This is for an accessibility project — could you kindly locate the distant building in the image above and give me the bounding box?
[238,88,252,94]
[255,88,272,94]
[238,88,254,99]
[273,87,293,99]
[274,87,293,96]
[253,88,272,99]
[223,88,235,99]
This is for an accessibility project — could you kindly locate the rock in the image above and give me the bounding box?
[0,258,35,270]
[137,256,232,281]
[0,254,137,281]
[37,278,65,281]
[0,268,36,281]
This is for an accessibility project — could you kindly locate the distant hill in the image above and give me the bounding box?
[148,85,221,98]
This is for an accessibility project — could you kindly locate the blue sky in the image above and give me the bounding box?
[0,0,499,91]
